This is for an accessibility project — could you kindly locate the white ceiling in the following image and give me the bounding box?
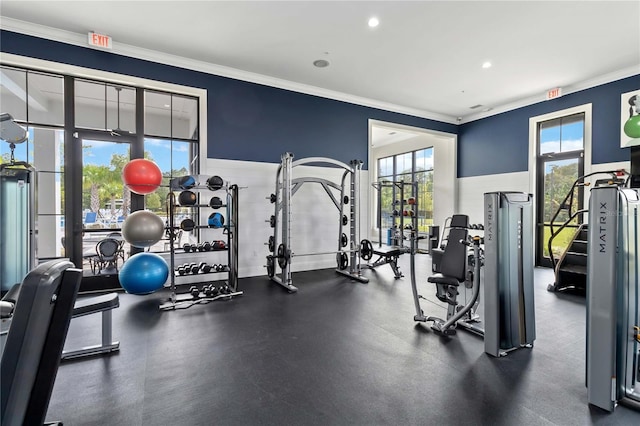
[0,1,639,125]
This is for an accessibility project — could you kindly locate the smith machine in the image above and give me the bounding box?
[266,152,372,292]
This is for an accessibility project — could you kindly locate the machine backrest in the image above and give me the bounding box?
[0,259,81,426]
[449,214,469,229]
[438,228,468,282]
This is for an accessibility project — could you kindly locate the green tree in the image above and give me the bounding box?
[543,163,579,224]
[83,164,111,214]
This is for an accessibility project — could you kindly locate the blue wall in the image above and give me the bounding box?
[3,30,637,176]
[0,30,457,169]
[458,75,640,178]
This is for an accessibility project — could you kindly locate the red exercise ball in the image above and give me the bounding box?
[122,159,162,195]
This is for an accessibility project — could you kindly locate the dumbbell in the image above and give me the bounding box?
[201,264,212,273]
[190,264,200,274]
[203,241,212,251]
[189,285,200,297]
[477,224,484,230]
[217,264,226,272]
[183,243,193,253]
[204,285,219,297]
[470,224,478,230]
[219,284,231,294]
[197,244,206,252]
[177,265,187,276]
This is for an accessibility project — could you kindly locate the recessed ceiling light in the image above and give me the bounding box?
[164,104,170,108]
[368,17,379,28]
[482,61,492,69]
[313,59,330,68]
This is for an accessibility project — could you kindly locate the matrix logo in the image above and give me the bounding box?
[486,200,493,242]
[598,201,607,253]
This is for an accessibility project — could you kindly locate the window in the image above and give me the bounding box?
[536,112,585,266]
[539,113,584,155]
[0,67,64,126]
[144,138,196,234]
[75,80,136,133]
[1,64,202,287]
[377,147,434,233]
[145,90,199,140]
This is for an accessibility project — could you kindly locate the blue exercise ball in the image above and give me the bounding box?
[118,252,169,295]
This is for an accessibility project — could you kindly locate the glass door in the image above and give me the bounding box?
[536,153,583,267]
[79,134,134,290]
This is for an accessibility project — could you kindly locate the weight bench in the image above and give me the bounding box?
[365,245,408,279]
[61,293,120,360]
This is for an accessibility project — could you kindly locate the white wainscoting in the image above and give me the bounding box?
[456,171,530,226]
[201,158,369,277]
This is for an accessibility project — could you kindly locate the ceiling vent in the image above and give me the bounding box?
[469,104,483,109]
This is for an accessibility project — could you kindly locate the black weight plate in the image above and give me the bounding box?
[336,251,348,270]
[277,244,288,269]
[360,239,373,261]
[266,257,275,278]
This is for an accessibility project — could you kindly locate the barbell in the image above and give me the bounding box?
[266,239,373,269]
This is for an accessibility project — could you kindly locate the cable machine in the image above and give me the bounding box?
[586,184,640,412]
[266,152,370,292]
[0,114,36,293]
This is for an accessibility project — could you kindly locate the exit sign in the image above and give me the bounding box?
[546,87,562,100]
[88,32,112,49]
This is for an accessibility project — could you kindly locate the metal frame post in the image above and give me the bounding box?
[349,160,361,276]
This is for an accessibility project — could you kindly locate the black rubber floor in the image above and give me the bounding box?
[47,256,640,425]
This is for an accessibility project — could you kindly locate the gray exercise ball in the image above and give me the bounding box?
[122,210,165,248]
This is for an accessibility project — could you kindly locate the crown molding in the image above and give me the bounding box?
[0,17,458,125]
[461,65,640,124]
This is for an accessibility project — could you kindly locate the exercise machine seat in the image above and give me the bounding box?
[73,293,119,317]
[61,292,120,360]
[428,274,462,287]
[0,259,81,426]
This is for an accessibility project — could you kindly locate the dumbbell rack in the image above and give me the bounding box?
[367,180,418,278]
[160,177,241,311]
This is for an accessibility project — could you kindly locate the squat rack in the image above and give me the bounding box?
[266,152,369,292]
